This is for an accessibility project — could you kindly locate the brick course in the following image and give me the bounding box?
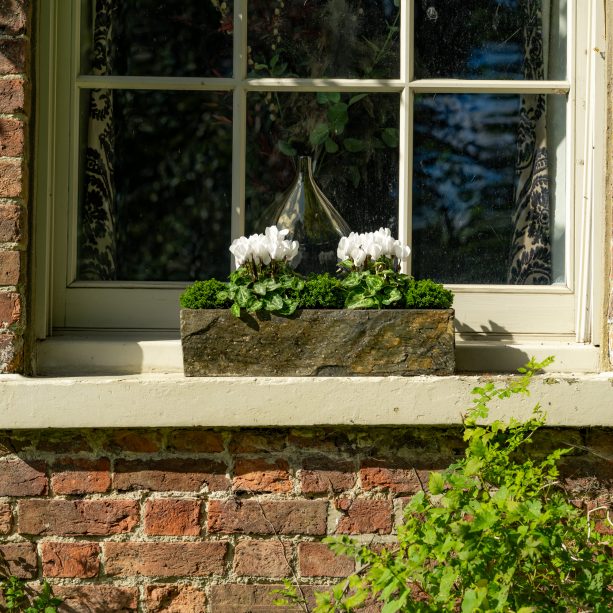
[0,425,609,610]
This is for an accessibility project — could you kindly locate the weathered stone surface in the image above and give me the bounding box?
[181,309,455,376]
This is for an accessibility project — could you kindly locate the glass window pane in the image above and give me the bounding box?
[248,1,400,79]
[80,0,233,77]
[412,93,566,285]
[414,0,567,80]
[77,90,233,281]
[245,92,400,245]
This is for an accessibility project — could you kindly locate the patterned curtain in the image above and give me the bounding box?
[508,0,551,284]
[78,0,117,280]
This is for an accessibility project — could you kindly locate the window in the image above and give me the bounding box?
[34,1,606,370]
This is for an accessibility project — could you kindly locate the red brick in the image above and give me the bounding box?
[0,78,24,112]
[167,429,224,452]
[0,542,36,578]
[51,457,111,494]
[289,430,351,453]
[105,429,163,452]
[0,501,11,533]
[53,586,138,612]
[0,1,28,34]
[229,430,288,453]
[0,458,46,495]
[41,542,100,578]
[0,204,21,243]
[300,456,356,494]
[114,458,229,492]
[0,118,23,156]
[0,331,20,371]
[299,541,355,578]
[35,431,92,453]
[208,584,301,612]
[208,499,327,535]
[336,499,393,534]
[144,497,201,536]
[0,291,20,326]
[104,541,227,577]
[0,160,21,198]
[360,460,427,494]
[233,458,292,493]
[0,38,25,74]
[233,539,292,577]
[0,250,20,284]
[145,585,207,613]
[18,499,139,536]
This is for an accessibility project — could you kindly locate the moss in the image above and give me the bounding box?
[299,273,345,308]
[404,279,454,309]
[179,279,231,309]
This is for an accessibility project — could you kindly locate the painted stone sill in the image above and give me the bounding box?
[0,373,612,428]
[180,308,455,377]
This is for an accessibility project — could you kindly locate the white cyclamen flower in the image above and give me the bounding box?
[229,226,299,268]
[336,227,410,269]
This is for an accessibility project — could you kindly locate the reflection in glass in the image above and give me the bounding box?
[248,0,400,78]
[412,93,565,285]
[81,0,233,77]
[414,0,566,80]
[77,90,232,281]
[246,92,400,243]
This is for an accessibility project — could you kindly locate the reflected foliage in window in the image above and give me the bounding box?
[248,0,400,78]
[414,0,564,80]
[245,92,399,238]
[412,94,521,284]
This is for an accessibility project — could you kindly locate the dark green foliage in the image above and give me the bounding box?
[299,274,345,309]
[224,265,304,317]
[181,272,453,314]
[276,358,613,612]
[405,278,454,309]
[179,279,231,309]
[0,576,62,612]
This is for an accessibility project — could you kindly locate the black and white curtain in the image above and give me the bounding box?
[508,0,552,284]
[78,0,117,280]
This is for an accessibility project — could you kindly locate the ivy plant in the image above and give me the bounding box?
[0,576,62,613]
[276,357,613,612]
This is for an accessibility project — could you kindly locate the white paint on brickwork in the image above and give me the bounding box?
[0,373,611,428]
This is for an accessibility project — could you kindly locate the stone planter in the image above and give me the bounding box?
[180,309,455,377]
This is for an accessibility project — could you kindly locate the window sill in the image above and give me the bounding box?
[1,371,611,429]
[35,334,602,376]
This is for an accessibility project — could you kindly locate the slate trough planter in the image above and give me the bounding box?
[180,308,455,377]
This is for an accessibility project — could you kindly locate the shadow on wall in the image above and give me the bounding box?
[455,318,532,372]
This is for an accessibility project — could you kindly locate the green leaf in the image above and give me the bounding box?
[343,138,368,152]
[364,274,384,292]
[429,471,445,495]
[382,127,399,147]
[253,281,267,296]
[327,102,349,134]
[235,285,251,307]
[309,122,329,146]
[265,293,284,311]
[325,138,339,153]
[347,296,377,309]
[348,93,368,106]
[277,140,297,156]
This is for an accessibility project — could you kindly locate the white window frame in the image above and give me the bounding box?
[32,0,607,373]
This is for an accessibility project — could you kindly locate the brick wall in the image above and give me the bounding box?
[0,0,29,373]
[0,426,610,612]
